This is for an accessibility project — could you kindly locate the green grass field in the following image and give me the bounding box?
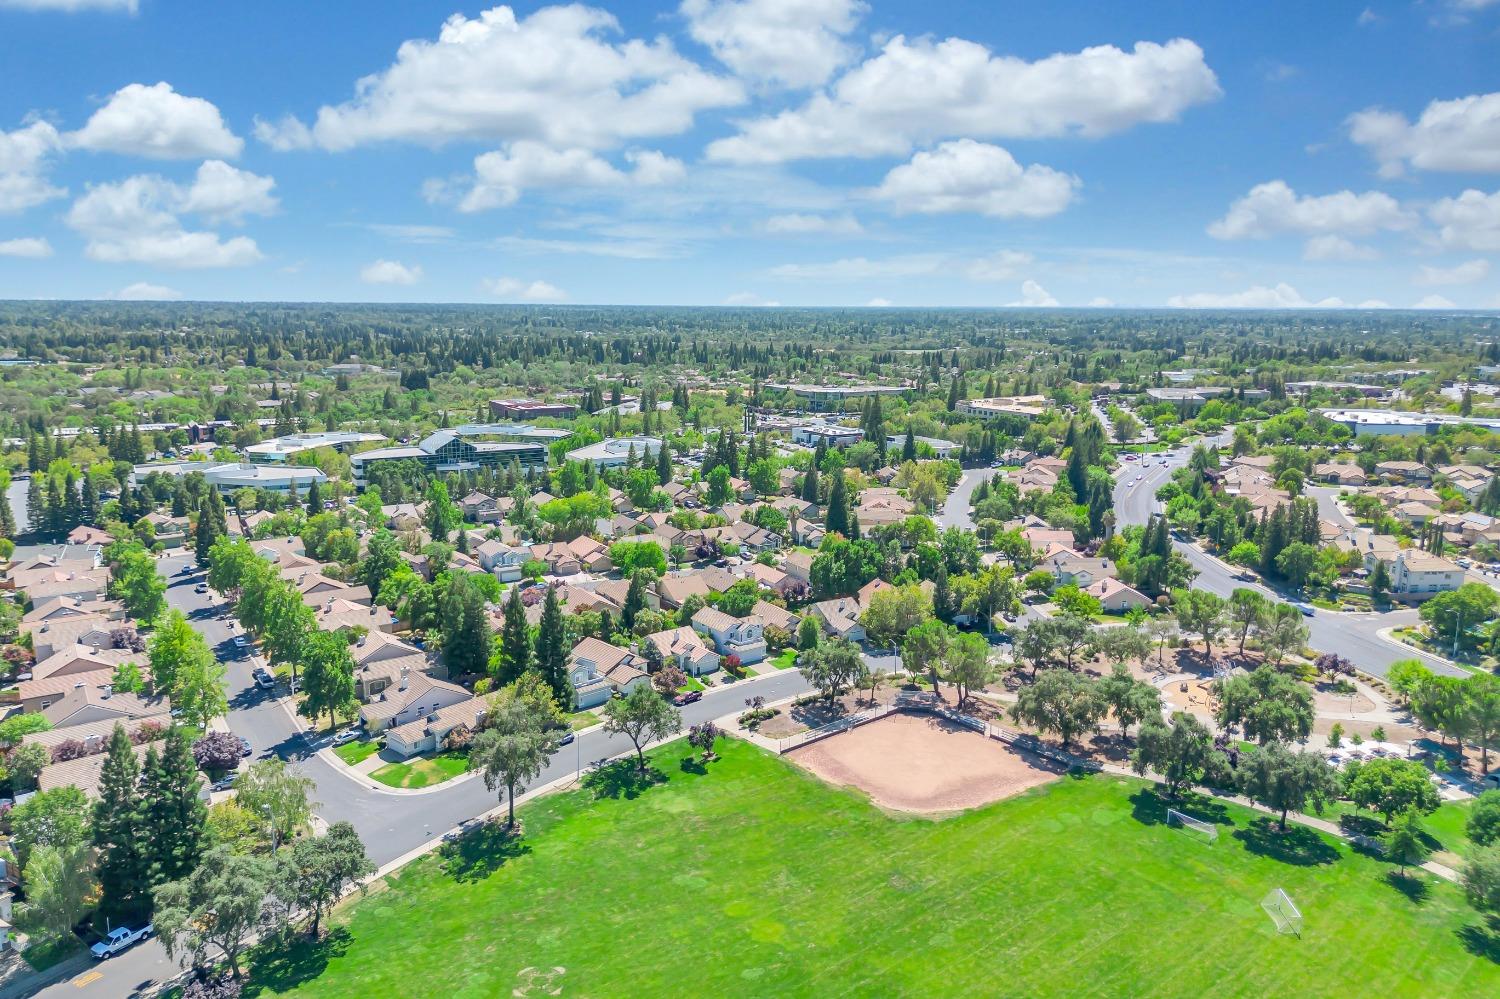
[368,751,470,789]
[248,739,1500,998]
[331,739,380,767]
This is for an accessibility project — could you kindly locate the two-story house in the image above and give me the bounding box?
[690,607,767,665]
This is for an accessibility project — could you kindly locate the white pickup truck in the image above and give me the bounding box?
[90,923,153,959]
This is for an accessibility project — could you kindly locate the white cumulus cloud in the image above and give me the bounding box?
[0,236,52,258]
[762,212,862,235]
[70,82,243,159]
[681,0,866,88]
[66,167,272,267]
[707,35,1220,163]
[871,140,1078,218]
[482,276,567,302]
[258,5,742,152]
[1208,180,1413,240]
[1349,92,1500,177]
[1008,279,1059,307]
[965,250,1034,282]
[1413,294,1457,309]
[438,141,685,212]
[361,259,422,285]
[0,120,66,213]
[1429,189,1500,251]
[1415,258,1490,285]
[1303,235,1379,261]
[110,281,182,301]
[1167,283,1349,308]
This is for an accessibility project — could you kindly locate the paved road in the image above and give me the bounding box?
[1110,436,1462,679]
[937,465,1003,531]
[1305,485,1355,532]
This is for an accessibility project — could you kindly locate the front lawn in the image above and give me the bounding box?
[22,935,81,972]
[332,739,380,767]
[676,675,706,693]
[368,751,470,790]
[248,739,1499,998]
[565,710,600,732]
[768,649,799,670]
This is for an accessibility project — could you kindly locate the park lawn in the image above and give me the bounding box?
[249,739,1500,999]
[368,751,470,790]
[1320,798,1475,868]
[331,739,380,767]
[566,710,600,732]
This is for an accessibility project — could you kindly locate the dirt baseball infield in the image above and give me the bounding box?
[787,711,1067,814]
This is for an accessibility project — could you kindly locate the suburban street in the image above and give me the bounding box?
[1110,434,1462,678]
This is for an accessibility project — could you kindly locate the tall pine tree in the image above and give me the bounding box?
[535,584,570,705]
[93,724,149,921]
[139,733,207,888]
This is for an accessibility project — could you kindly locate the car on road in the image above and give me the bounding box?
[233,636,249,648]
[253,667,274,689]
[91,924,153,959]
[210,775,238,793]
[1291,601,1315,617]
[672,690,703,706]
[194,583,209,593]
[989,460,1003,468]
[1234,570,1257,582]
[558,730,576,746]
[238,736,252,757]
[331,728,361,746]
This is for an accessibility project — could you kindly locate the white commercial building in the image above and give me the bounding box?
[565,436,663,469]
[243,431,385,463]
[131,461,327,495]
[1319,408,1500,437]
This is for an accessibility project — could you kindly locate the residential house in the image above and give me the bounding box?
[568,637,649,708]
[460,491,502,524]
[142,512,189,547]
[751,599,800,635]
[1438,464,1495,502]
[65,525,113,546]
[1085,577,1151,613]
[351,631,434,701]
[1375,461,1431,484]
[384,697,488,758]
[782,551,814,587]
[1393,501,1440,527]
[316,598,396,634]
[24,615,116,661]
[40,683,167,729]
[690,607,767,664]
[38,739,162,798]
[476,539,530,581]
[21,595,124,625]
[1313,463,1368,487]
[1388,550,1465,600]
[644,626,720,676]
[359,669,473,733]
[811,596,866,641]
[1046,553,1117,588]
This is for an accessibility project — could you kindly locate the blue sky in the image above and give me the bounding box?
[1,0,1498,308]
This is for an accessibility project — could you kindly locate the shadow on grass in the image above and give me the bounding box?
[678,757,707,776]
[1232,818,1339,867]
[1385,870,1430,905]
[245,927,352,997]
[582,759,667,800]
[1338,813,1385,838]
[439,822,531,884]
[1458,920,1500,964]
[1128,787,1232,829]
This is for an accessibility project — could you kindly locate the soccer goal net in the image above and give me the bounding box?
[1166,808,1218,844]
[1261,888,1302,937]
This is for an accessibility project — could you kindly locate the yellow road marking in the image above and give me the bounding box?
[72,971,102,987]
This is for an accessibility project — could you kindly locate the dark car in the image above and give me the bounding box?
[558,731,576,746]
[238,736,253,757]
[210,775,237,793]
[672,690,703,706]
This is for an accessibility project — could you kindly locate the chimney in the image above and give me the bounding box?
[399,667,409,692]
[101,685,112,699]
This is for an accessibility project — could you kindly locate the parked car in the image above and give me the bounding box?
[238,736,252,757]
[331,728,360,746]
[672,690,703,706]
[91,924,153,959]
[1234,570,1257,582]
[253,668,274,689]
[1291,602,1315,617]
[558,731,576,746]
[210,774,238,793]
[233,636,249,648]
[194,583,209,593]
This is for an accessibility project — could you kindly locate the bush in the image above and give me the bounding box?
[182,974,243,999]
[193,731,244,772]
[1328,723,1343,749]
[133,720,167,745]
[737,707,779,729]
[49,739,88,763]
